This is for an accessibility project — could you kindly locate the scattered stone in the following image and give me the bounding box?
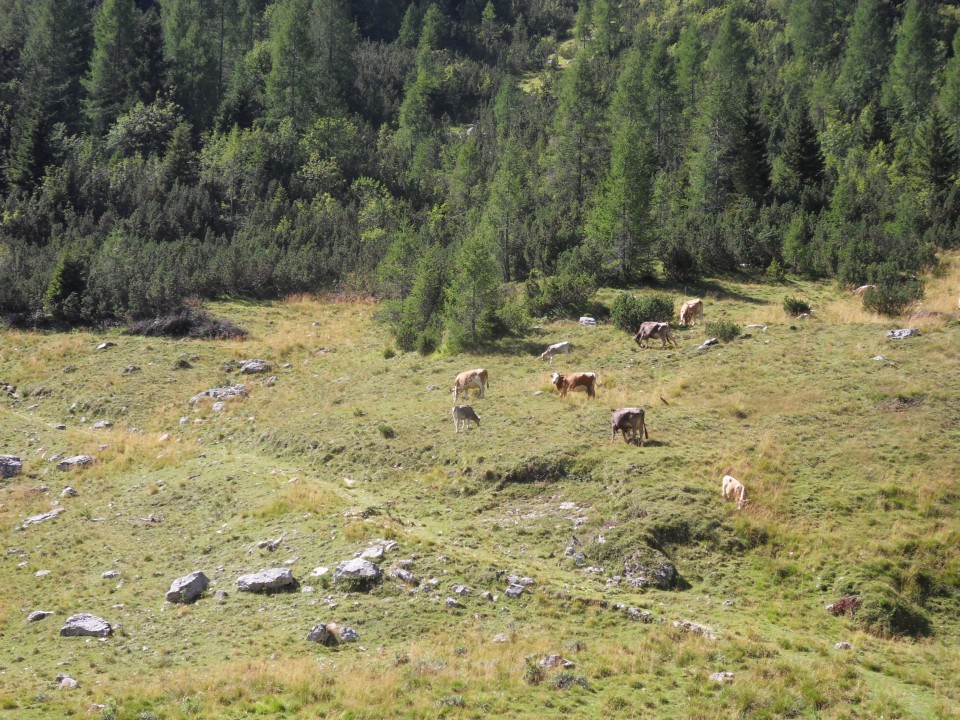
[166,571,209,603]
[236,568,296,593]
[22,508,65,529]
[388,567,418,585]
[673,620,717,640]
[35,569,51,577]
[258,531,286,552]
[174,359,192,370]
[618,605,656,622]
[158,433,170,442]
[100,570,121,579]
[359,545,384,561]
[301,586,314,593]
[722,600,734,607]
[28,610,53,622]
[310,566,330,578]
[505,584,525,598]
[507,575,535,587]
[307,622,359,646]
[585,566,603,574]
[212,402,226,412]
[240,360,272,375]
[887,328,919,340]
[0,455,22,478]
[745,324,767,332]
[559,502,577,510]
[55,424,67,430]
[189,384,248,405]
[264,376,278,387]
[446,597,463,609]
[481,591,495,601]
[57,675,79,689]
[492,633,509,643]
[540,655,575,669]
[835,641,853,651]
[96,342,116,351]
[333,559,382,590]
[62,365,76,374]
[624,551,677,590]
[57,455,95,471]
[578,316,597,326]
[281,363,292,369]
[872,356,886,361]
[213,590,228,603]
[123,365,140,374]
[451,584,471,596]
[60,613,112,638]
[709,671,734,683]
[92,420,112,430]
[1,382,18,397]
[698,338,719,350]
[425,385,438,391]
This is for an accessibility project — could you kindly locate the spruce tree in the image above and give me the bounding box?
[941,30,960,173]
[836,0,892,117]
[444,228,502,351]
[264,0,319,127]
[886,0,938,123]
[83,0,140,135]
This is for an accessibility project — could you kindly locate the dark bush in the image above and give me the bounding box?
[525,268,597,319]
[661,242,702,283]
[863,262,924,316]
[857,582,931,637]
[610,293,674,333]
[126,310,248,340]
[705,319,741,342]
[551,672,589,690]
[783,296,811,315]
[827,596,862,616]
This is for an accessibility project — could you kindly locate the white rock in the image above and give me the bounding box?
[709,671,734,683]
[237,568,296,593]
[166,571,209,603]
[60,613,112,638]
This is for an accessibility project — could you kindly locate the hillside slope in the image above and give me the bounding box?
[1,272,959,719]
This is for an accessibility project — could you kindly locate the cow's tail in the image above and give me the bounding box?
[643,422,649,439]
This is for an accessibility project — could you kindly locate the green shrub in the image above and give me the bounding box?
[857,582,931,637]
[705,319,741,342]
[382,347,396,359]
[863,262,924,316]
[551,672,589,690]
[525,268,597,318]
[661,241,702,283]
[378,424,396,439]
[523,657,546,686]
[783,296,811,315]
[610,293,674,333]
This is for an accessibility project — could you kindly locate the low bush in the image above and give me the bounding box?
[126,309,248,339]
[378,424,396,439]
[551,672,589,690]
[610,293,674,333]
[863,262,924,316]
[525,268,597,319]
[856,582,931,637]
[783,297,811,315]
[705,319,741,342]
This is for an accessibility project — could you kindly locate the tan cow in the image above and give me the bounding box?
[679,299,703,326]
[611,408,648,445]
[453,369,488,401]
[721,475,747,510]
[551,372,596,398]
[452,405,480,432]
[634,321,676,349]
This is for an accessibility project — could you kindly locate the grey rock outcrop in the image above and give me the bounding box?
[333,559,382,590]
[28,610,53,622]
[307,622,359,646]
[57,675,79,689]
[624,551,677,590]
[189,384,248,404]
[709,671,734,683]
[92,421,112,430]
[240,360,272,375]
[0,454,22,478]
[504,584,525,598]
[60,613,112,638]
[673,620,717,640]
[887,328,919,340]
[22,508,65,529]
[166,571,209,603]
[61,486,78,498]
[237,568,295,593]
[57,455,95,471]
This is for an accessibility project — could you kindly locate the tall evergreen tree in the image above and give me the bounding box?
[941,30,960,173]
[83,0,140,134]
[836,0,892,117]
[776,95,824,203]
[264,0,320,127]
[444,227,502,351]
[885,0,938,124]
[484,136,530,282]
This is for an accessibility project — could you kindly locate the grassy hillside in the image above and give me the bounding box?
[1,263,959,719]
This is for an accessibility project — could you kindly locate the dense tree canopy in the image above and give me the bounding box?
[0,0,957,345]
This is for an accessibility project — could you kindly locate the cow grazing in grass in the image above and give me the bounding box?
[540,341,572,364]
[634,321,676,349]
[854,285,876,297]
[679,299,703,326]
[611,408,648,445]
[551,372,596,397]
[722,475,747,510]
[452,405,480,432]
[453,369,488,401]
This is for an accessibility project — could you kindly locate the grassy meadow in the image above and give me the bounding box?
[1,263,959,719]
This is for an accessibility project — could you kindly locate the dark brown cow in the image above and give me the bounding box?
[633,321,676,349]
[611,408,648,445]
[551,372,596,398]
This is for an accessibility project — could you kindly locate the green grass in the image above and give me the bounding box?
[1,269,959,719]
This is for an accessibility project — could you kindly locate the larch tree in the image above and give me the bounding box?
[83,0,140,135]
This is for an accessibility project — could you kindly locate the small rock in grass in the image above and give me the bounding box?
[492,633,509,643]
[709,671,734,683]
[886,328,919,340]
[57,675,79,689]
[359,545,384,561]
[57,455,94,471]
[540,655,575,669]
[166,571,209,603]
[237,568,296,593]
[92,420,112,430]
[212,402,226,412]
[123,365,140,374]
[451,584,471,596]
[100,570,121,579]
[446,597,463,609]
[28,610,53,622]
[673,620,717,640]
[60,613,112,638]
[504,584,524,598]
[309,566,330,578]
[0,455,22,478]
[96,342,116,351]
[835,641,853,650]
[333,559,382,590]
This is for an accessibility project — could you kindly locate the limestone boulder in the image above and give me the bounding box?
[166,571,209,603]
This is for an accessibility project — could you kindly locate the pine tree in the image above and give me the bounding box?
[787,0,839,68]
[264,0,319,127]
[836,0,893,117]
[444,227,502,351]
[162,0,221,130]
[914,109,957,191]
[642,38,682,171]
[484,137,530,282]
[941,30,960,173]
[885,0,938,123]
[777,95,824,202]
[83,0,140,134]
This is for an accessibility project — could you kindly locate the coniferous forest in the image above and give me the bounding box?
[0,0,958,349]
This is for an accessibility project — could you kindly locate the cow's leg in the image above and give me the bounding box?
[454,416,459,433]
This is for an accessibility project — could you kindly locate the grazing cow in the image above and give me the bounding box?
[611,408,649,445]
[634,321,676,349]
[452,405,480,432]
[854,285,877,297]
[721,475,747,510]
[551,372,597,398]
[453,369,488,401]
[679,299,704,326]
[540,341,572,365]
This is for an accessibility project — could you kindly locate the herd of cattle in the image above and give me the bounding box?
[447,297,749,509]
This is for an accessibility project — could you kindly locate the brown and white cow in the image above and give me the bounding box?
[452,405,480,432]
[634,321,676,349]
[453,369,488,401]
[679,299,703,326]
[551,372,596,398]
[721,475,747,510]
[611,408,648,445]
[540,341,572,365]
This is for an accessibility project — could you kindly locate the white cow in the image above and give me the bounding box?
[452,405,480,432]
[721,475,747,510]
[540,341,571,365]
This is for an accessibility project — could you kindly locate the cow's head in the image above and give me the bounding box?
[550,372,561,386]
